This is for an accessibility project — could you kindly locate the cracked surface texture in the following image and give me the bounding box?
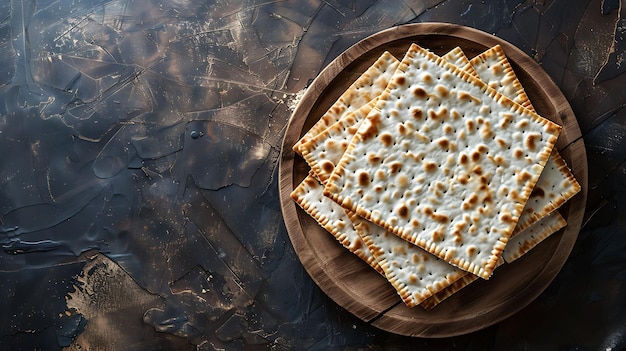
[0,0,625,349]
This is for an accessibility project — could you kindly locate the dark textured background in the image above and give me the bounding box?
[0,0,624,350]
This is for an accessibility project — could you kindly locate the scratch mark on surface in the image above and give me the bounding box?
[322,0,346,17]
[53,15,91,42]
[220,0,289,19]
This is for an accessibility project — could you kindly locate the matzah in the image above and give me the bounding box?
[299,49,487,307]
[324,43,561,279]
[350,213,467,307]
[503,210,567,263]
[470,45,535,112]
[293,51,400,155]
[442,46,476,76]
[301,49,478,186]
[301,98,378,185]
[470,45,581,234]
[290,174,384,275]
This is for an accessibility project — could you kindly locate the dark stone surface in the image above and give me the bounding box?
[1,0,625,349]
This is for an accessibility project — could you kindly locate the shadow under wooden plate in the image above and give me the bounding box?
[278,23,588,338]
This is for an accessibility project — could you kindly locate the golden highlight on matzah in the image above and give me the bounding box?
[324,43,561,279]
[442,46,477,77]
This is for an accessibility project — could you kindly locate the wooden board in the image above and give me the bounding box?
[278,23,587,338]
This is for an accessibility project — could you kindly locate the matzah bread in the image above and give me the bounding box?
[503,210,567,263]
[301,98,378,185]
[290,174,384,275]
[300,49,479,186]
[513,147,580,233]
[442,47,477,77]
[470,46,581,234]
[470,45,535,112]
[293,51,400,155]
[324,43,561,279]
[299,48,489,307]
[350,213,467,307]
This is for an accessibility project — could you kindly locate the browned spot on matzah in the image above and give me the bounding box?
[321,160,334,174]
[412,108,423,119]
[437,85,450,97]
[438,139,449,149]
[380,132,393,147]
[361,113,381,141]
[368,154,381,164]
[413,87,428,99]
[398,205,409,218]
[526,133,539,150]
[389,161,402,174]
[423,161,437,172]
[357,171,370,186]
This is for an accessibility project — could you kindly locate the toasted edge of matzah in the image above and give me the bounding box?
[442,47,478,78]
[419,272,479,310]
[419,256,505,310]
[301,99,378,185]
[293,51,400,155]
[290,174,384,275]
[349,213,467,307]
[514,150,581,234]
[324,43,561,279]
[420,212,565,309]
[504,210,567,263]
[470,44,535,113]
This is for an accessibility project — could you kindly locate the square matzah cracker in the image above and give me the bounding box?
[470,45,581,235]
[293,51,400,155]
[324,43,561,279]
[291,174,384,275]
[300,49,478,186]
[350,213,467,307]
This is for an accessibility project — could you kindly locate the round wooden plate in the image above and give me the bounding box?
[278,23,587,338]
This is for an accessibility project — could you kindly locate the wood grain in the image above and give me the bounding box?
[278,23,587,337]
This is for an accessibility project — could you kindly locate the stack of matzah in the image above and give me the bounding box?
[290,43,580,309]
